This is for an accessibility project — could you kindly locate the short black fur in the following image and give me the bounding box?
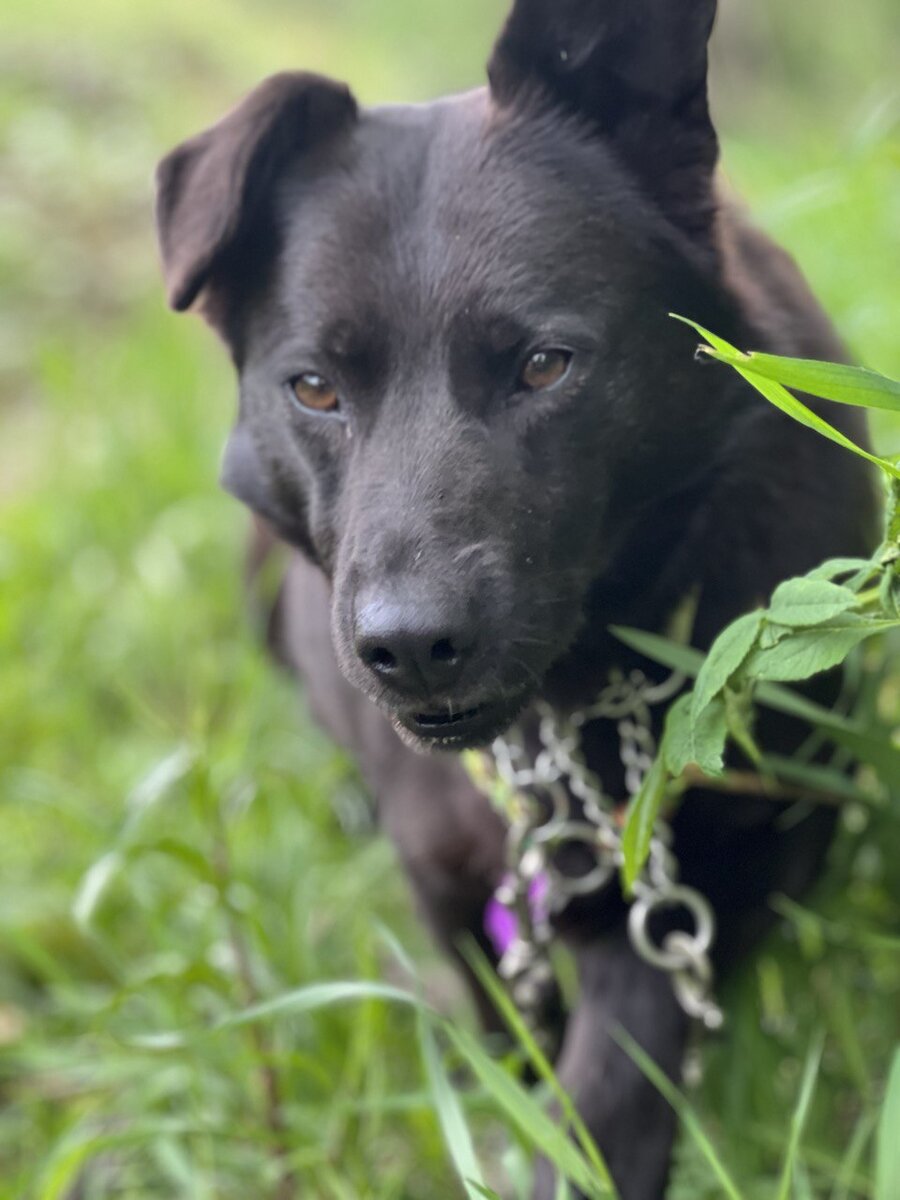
[156,4,878,1197]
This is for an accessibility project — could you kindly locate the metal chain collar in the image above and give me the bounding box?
[482,668,724,1037]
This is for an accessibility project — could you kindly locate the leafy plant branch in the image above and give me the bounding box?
[616,324,900,892]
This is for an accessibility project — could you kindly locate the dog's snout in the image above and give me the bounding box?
[354,592,475,697]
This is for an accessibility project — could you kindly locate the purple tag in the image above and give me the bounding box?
[484,873,550,955]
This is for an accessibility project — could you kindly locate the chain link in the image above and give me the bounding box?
[483,669,724,1035]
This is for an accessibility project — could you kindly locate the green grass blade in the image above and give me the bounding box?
[612,1027,743,1200]
[757,753,884,805]
[621,741,669,892]
[72,849,125,930]
[214,979,422,1027]
[465,945,615,1191]
[215,980,422,1029]
[774,896,900,956]
[793,1162,815,1200]
[40,1122,230,1200]
[830,1111,877,1200]
[756,684,900,789]
[131,980,423,1049]
[609,626,704,677]
[672,316,900,479]
[697,350,900,414]
[875,1047,900,1200]
[418,1010,487,1199]
[726,356,900,478]
[777,1033,825,1200]
[380,920,491,1197]
[441,1020,610,1199]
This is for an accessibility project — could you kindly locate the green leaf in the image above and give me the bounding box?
[805,557,876,584]
[756,621,788,650]
[744,616,900,683]
[767,578,858,627]
[672,317,900,480]
[613,624,900,789]
[691,609,764,716]
[696,350,900,414]
[621,738,670,894]
[875,1048,900,1200]
[665,693,729,777]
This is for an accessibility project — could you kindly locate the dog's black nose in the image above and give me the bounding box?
[354,593,474,697]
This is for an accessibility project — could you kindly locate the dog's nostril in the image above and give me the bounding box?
[367,645,397,671]
[430,638,459,665]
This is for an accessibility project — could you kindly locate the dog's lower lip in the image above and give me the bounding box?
[395,694,529,749]
[414,705,483,729]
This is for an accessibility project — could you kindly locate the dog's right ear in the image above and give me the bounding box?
[156,71,357,313]
[488,0,719,246]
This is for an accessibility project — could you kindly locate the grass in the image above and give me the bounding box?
[0,1,898,1197]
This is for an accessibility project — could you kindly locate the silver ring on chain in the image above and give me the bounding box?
[488,667,721,1030]
[536,821,619,897]
[668,934,724,1029]
[628,884,716,972]
[640,670,687,706]
[521,781,573,843]
[580,684,640,722]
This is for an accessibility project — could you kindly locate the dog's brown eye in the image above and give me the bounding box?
[289,372,339,413]
[519,349,572,392]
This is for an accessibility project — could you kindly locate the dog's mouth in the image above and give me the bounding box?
[415,705,483,730]
[394,695,528,750]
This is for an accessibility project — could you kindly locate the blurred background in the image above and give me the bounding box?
[1,1,898,1197]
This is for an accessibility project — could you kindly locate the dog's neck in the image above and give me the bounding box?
[540,468,716,708]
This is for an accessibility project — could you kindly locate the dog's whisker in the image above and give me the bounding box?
[508,654,543,690]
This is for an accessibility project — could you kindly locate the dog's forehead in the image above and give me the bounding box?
[266,89,637,337]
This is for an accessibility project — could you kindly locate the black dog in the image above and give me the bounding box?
[155,2,876,1196]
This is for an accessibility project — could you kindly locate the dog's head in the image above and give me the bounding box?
[156,0,736,750]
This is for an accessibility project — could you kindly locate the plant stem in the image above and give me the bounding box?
[681,765,849,807]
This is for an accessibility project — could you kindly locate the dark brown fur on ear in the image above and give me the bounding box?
[156,71,357,312]
[488,0,719,246]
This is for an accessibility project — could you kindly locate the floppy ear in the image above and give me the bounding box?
[488,0,719,244]
[156,71,357,312]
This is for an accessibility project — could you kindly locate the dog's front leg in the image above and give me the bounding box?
[532,931,688,1200]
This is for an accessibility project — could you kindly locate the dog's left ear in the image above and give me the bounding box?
[156,71,357,313]
[488,0,719,245]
